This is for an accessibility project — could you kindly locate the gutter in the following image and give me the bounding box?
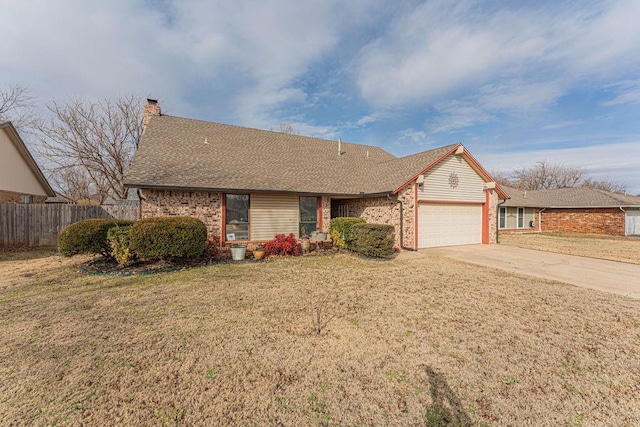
[386,194,416,251]
[538,208,546,232]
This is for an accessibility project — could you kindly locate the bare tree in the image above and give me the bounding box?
[37,95,143,202]
[0,84,38,132]
[271,122,300,135]
[488,169,514,188]
[580,177,628,194]
[511,161,585,190]
[49,166,103,203]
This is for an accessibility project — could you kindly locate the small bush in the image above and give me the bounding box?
[107,226,136,266]
[263,233,301,256]
[329,217,366,250]
[205,236,222,261]
[350,223,395,258]
[58,219,134,257]
[129,216,207,260]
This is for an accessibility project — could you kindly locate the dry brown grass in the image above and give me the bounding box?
[1,251,639,426]
[500,233,640,264]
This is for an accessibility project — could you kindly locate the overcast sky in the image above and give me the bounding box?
[2,0,639,193]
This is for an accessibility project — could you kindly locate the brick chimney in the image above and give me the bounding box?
[142,98,161,134]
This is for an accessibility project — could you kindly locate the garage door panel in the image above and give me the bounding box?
[627,210,640,236]
[418,203,482,248]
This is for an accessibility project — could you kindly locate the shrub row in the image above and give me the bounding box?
[329,217,366,250]
[129,216,207,260]
[58,216,207,262]
[58,219,134,257]
[350,223,395,258]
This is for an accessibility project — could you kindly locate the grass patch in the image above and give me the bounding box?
[0,251,639,425]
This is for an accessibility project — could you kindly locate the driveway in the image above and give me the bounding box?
[424,245,640,299]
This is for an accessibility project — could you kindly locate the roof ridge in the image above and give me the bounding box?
[373,144,457,166]
[156,114,392,152]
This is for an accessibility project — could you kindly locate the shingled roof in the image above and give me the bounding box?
[502,185,640,208]
[125,115,472,196]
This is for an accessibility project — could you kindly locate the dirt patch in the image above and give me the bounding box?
[500,232,640,264]
[1,250,639,425]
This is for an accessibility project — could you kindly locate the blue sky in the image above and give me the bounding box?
[1,0,639,193]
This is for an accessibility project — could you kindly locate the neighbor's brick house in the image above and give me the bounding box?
[0,121,54,204]
[499,186,640,237]
[125,100,509,249]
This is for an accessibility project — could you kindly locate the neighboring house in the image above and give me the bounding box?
[500,186,640,236]
[45,192,73,204]
[124,100,508,249]
[0,121,55,203]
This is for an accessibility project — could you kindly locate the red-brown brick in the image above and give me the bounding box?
[540,208,625,236]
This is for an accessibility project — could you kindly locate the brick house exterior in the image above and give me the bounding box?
[126,100,508,249]
[500,186,640,237]
[537,208,625,236]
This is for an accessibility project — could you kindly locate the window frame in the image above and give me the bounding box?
[517,207,524,228]
[299,196,319,237]
[499,207,507,229]
[224,193,250,241]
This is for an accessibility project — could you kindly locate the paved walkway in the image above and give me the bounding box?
[403,245,640,299]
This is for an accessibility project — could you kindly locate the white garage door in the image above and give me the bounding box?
[626,210,640,236]
[418,203,482,248]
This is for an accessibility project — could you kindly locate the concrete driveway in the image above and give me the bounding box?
[425,244,640,299]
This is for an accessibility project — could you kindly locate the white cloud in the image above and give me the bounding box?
[354,0,640,119]
[602,81,640,107]
[428,80,564,133]
[543,120,584,130]
[475,141,640,194]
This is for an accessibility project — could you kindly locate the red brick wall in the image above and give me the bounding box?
[540,208,625,235]
[0,190,46,203]
[140,189,223,239]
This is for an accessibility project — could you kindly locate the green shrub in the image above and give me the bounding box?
[350,223,395,258]
[329,217,366,249]
[57,219,134,257]
[107,226,136,266]
[129,216,207,260]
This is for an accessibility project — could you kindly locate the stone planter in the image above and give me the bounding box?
[230,244,247,261]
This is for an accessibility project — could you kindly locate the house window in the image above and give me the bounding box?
[225,194,249,241]
[20,195,31,204]
[517,208,524,228]
[300,197,318,237]
[499,207,506,229]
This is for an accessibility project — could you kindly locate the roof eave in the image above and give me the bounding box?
[0,121,56,197]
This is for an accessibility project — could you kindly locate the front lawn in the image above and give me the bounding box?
[500,232,640,264]
[1,251,639,425]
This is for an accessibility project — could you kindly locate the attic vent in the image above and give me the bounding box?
[366,150,369,159]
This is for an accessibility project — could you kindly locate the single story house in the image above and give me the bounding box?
[500,186,640,236]
[0,121,55,203]
[124,100,509,249]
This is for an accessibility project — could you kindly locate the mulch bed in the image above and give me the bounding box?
[80,246,343,275]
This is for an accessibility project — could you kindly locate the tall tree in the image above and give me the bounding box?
[498,160,629,194]
[37,95,143,202]
[271,122,300,135]
[0,84,38,132]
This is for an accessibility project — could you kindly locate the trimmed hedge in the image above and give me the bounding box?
[58,219,134,257]
[350,223,395,258]
[329,217,366,250]
[129,216,207,260]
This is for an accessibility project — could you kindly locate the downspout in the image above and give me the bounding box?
[538,208,546,232]
[620,207,626,236]
[387,193,416,251]
[496,198,507,244]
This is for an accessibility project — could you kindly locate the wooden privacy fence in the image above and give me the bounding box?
[0,203,140,247]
